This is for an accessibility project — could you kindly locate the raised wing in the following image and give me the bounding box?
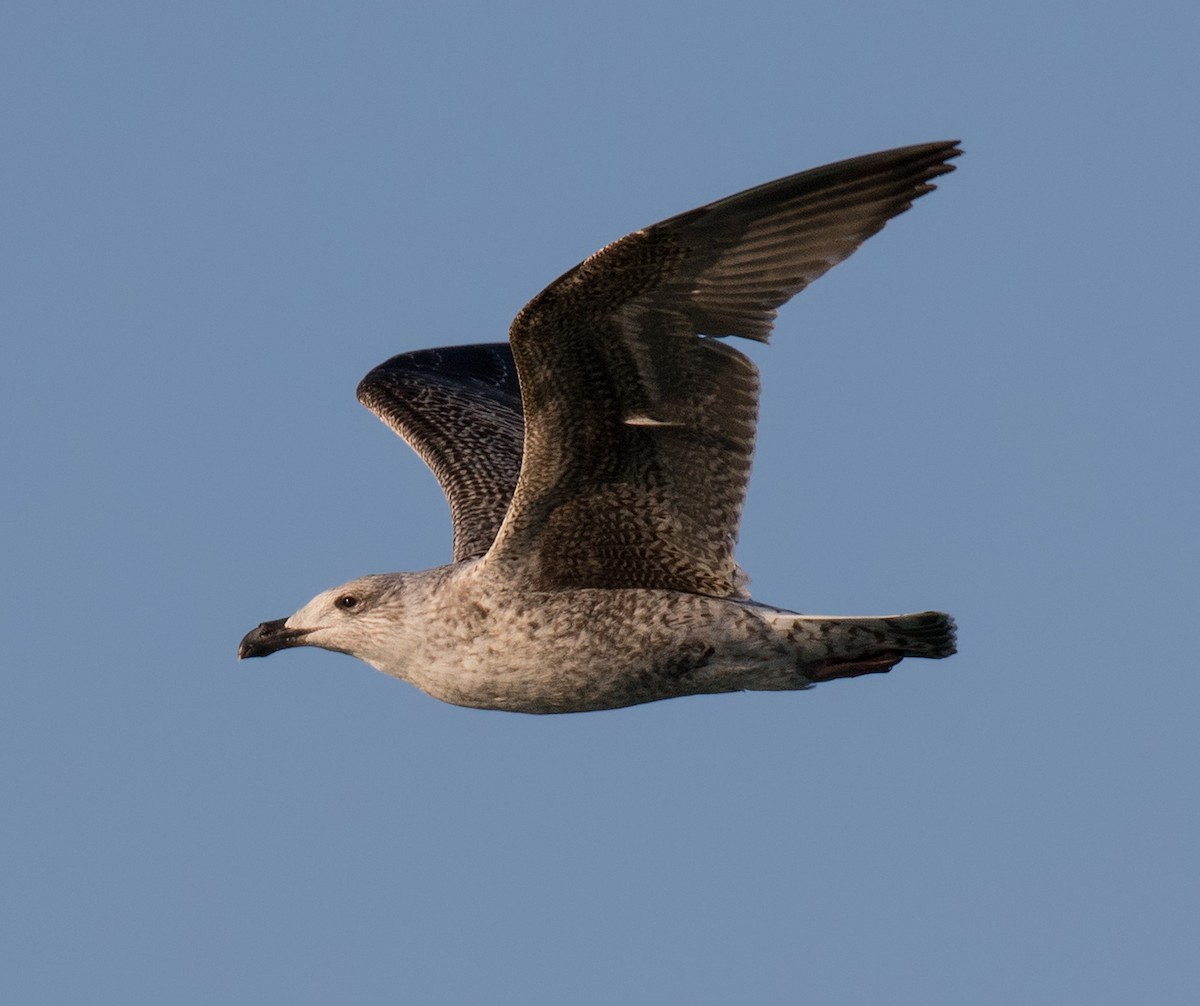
[485,141,960,596]
[357,343,524,561]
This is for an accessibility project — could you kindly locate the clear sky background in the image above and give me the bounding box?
[3,2,1197,1003]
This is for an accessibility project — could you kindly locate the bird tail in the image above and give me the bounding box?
[848,610,958,659]
[757,607,957,661]
[796,610,956,683]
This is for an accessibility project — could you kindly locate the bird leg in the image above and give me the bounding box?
[808,654,901,682]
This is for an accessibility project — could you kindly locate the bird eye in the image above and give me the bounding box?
[336,594,359,610]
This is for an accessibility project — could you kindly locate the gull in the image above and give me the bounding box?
[239,141,960,713]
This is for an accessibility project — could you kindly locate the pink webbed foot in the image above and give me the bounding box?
[808,654,901,682]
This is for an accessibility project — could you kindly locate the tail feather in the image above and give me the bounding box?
[756,606,956,662]
[797,610,956,684]
[873,610,957,659]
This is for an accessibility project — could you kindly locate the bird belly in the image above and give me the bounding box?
[400,587,806,714]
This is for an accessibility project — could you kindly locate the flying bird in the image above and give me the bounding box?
[239,141,960,713]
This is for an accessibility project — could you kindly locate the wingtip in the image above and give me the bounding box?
[931,139,964,169]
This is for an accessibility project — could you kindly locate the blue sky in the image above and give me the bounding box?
[3,2,1197,1003]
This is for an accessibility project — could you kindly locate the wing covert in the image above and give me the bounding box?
[357,343,524,561]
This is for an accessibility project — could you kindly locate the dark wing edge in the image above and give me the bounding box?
[651,139,962,341]
[485,141,961,596]
[356,343,525,562]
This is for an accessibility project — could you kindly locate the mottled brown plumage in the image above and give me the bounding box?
[357,344,524,561]
[239,141,960,713]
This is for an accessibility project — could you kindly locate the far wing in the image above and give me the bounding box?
[357,343,524,562]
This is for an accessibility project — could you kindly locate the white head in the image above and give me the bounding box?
[238,573,412,672]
